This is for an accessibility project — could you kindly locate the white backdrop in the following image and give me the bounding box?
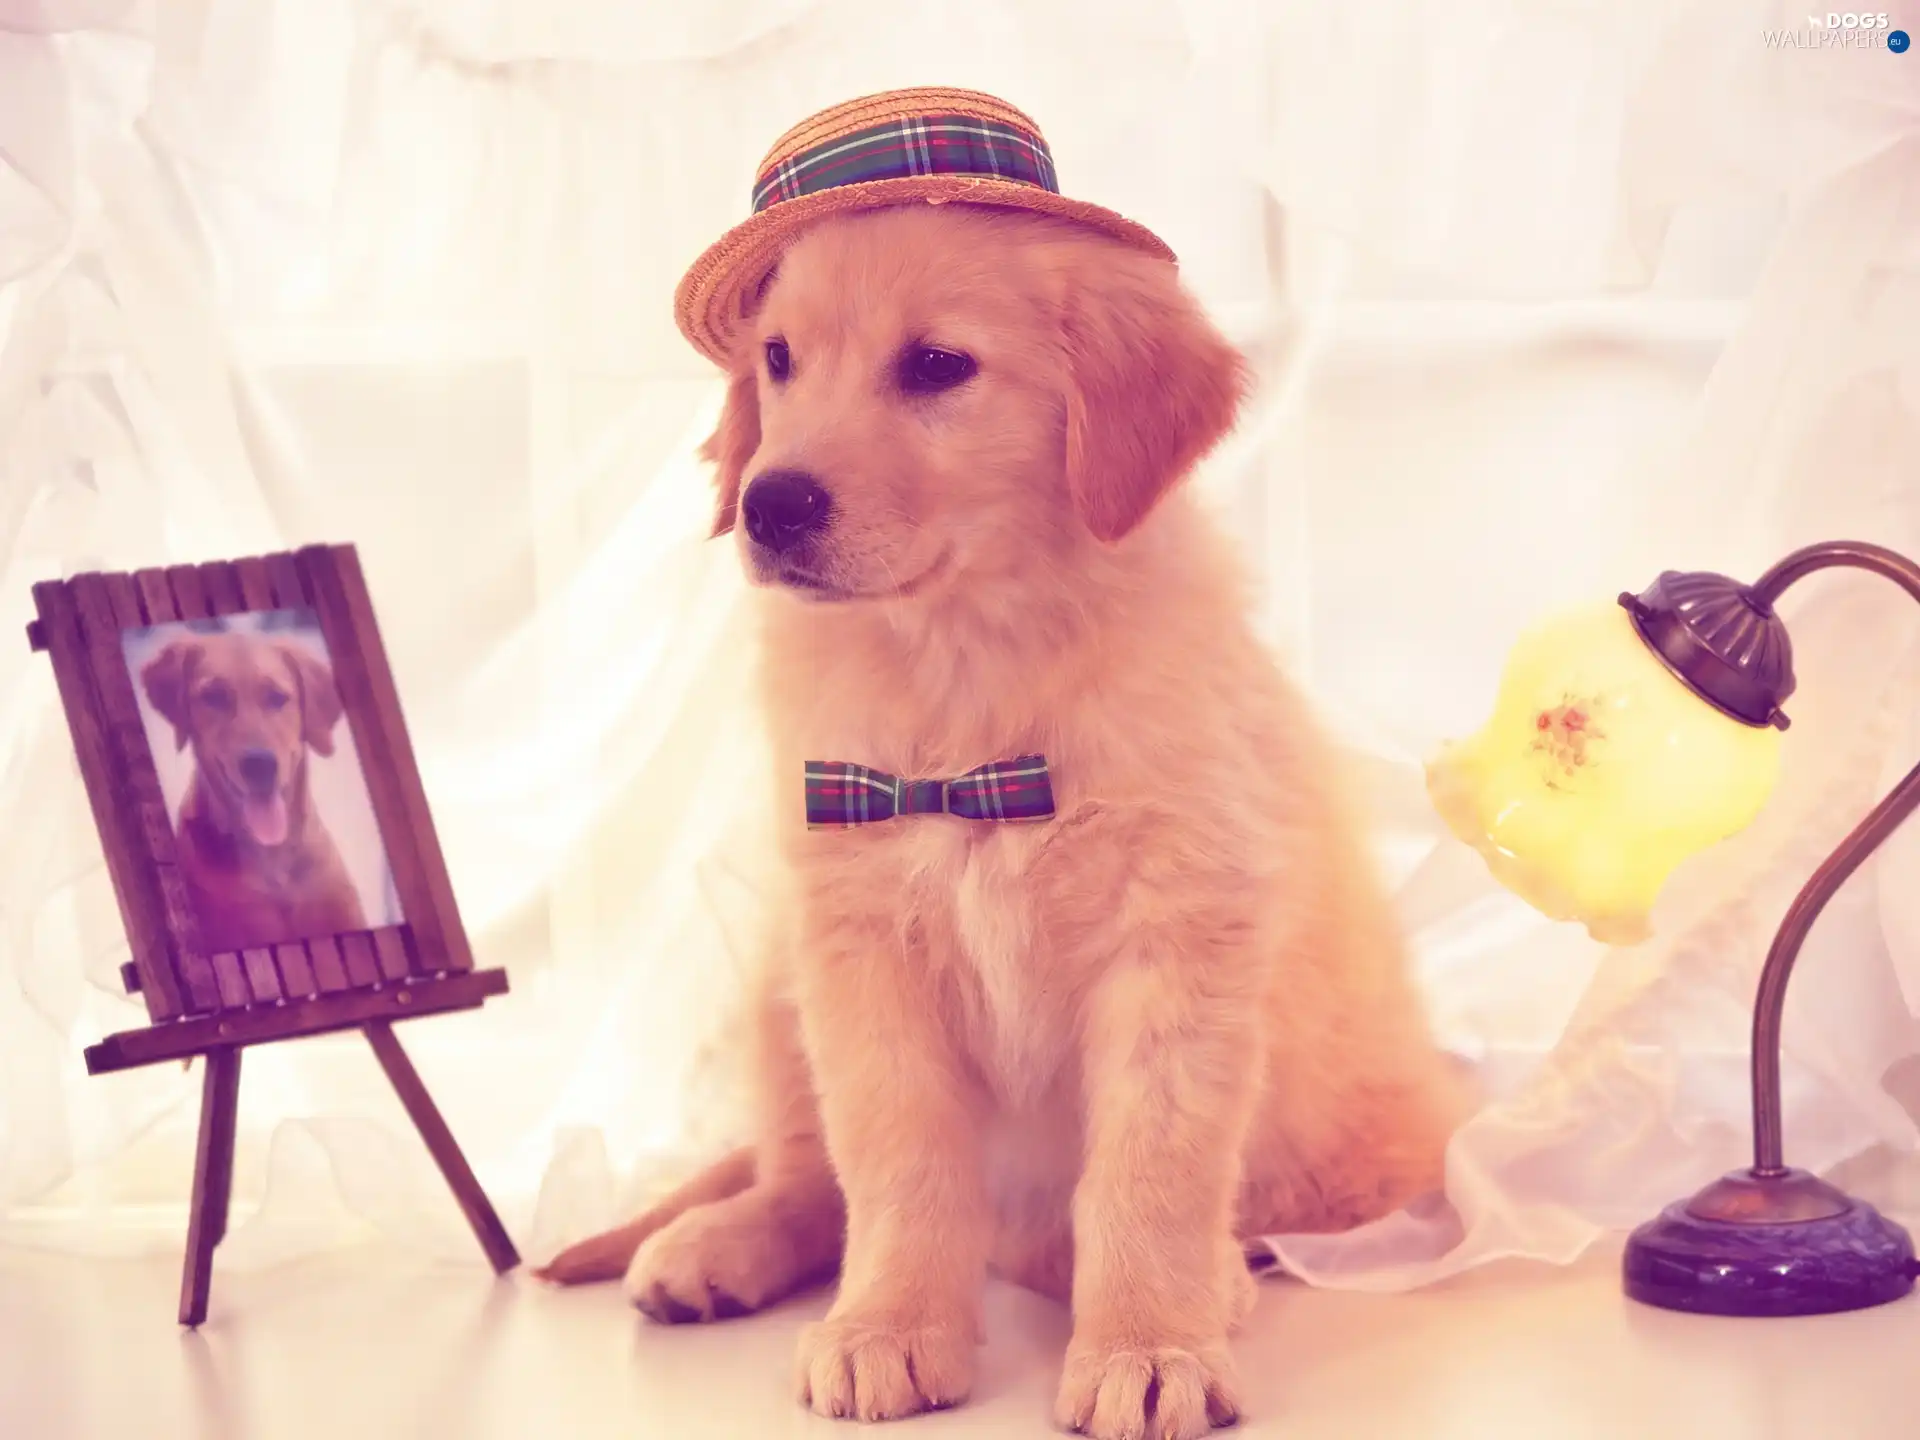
[2,0,1918,1290]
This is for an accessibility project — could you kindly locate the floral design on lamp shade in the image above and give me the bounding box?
[1531,697,1606,788]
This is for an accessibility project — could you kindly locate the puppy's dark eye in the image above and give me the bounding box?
[900,346,976,395]
[764,338,791,383]
[261,687,290,712]
[197,683,234,713]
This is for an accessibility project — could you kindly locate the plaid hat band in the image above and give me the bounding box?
[805,755,1056,829]
[752,115,1061,214]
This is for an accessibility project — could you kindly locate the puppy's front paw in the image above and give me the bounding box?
[1055,1339,1241,1440]
[795,1312,976,1422]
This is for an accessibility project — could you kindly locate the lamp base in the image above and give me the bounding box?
[1623,1167,1917,1317]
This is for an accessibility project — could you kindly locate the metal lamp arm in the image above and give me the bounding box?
[1745,540,1920,1176]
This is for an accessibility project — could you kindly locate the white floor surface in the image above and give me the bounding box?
[2,1239,1915,1439]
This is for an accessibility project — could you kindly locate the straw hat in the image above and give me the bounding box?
[673,86,1177,364]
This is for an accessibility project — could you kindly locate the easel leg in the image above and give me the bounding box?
[363,1020,520,1273]
[179,1046,242,1328]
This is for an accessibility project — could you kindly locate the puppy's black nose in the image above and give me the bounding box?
[741,470,831,553]
[238,748,278,792]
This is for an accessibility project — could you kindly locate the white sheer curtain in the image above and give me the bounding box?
[2,0,1916,1288]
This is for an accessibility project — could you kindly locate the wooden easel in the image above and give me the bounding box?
[28,544,520,1325]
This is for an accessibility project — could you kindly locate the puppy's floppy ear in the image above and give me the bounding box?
[1061,254,1248,543]
[700,367,762,538]
[140,639,203,750]
[279,643,344,757]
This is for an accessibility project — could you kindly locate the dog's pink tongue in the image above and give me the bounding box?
[243,793,289,847]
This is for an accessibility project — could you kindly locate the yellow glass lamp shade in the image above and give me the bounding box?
[1427,599,1784,945]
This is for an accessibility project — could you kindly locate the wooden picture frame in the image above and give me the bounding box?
[27,542,519,1325]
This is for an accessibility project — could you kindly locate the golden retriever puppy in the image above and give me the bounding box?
[543,204,1465,1440]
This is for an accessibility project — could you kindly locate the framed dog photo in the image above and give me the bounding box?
[27,543,517,1324]
[123,605,407,958]
[29,543,492,1046]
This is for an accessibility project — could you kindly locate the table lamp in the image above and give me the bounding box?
[1427,539,1920,1317]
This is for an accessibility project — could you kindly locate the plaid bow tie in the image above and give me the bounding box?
[804,754,1056,829]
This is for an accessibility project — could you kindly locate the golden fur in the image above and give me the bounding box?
[541,206,1466,1440]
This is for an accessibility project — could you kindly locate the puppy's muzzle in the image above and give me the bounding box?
[742,470,832,554]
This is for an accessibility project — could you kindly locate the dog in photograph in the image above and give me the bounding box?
[541,96,1466,1440]
[141,628,365,953]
